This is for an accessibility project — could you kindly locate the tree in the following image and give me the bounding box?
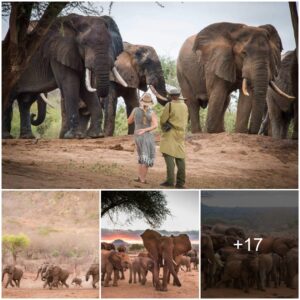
[289,2,298,59]
[101,191,170,227]
[2,233,30,264]
[2,2,105,110]
[160,55,178,87]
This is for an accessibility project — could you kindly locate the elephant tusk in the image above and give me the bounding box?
[269,81,296,100]
[112,66,128,87]
[85,68,97,92]
[242,78,250,97]
[39,93,55,109]
[149,85,168,101]
[172,259,178,266]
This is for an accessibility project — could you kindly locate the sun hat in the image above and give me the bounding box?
[140,93,154,106]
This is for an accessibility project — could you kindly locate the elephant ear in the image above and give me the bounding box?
[193,22,243,84]
[108,251,123,271]
[259,24,283,78]
[46,16,83,71]
[112,51,139,88]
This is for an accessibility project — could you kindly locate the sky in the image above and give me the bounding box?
[202,190,298,207]
[1,2,296,60]
[101,190,200,231]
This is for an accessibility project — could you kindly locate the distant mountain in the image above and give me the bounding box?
[201,204,298,234]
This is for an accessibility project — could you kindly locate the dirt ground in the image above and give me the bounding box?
[101,269,199,298]
[2,272,99,298]
[201,287,298,298]
[2,133,298,189]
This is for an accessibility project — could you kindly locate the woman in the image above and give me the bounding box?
[128,93,158,183]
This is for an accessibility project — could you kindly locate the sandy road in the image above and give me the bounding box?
[2,133,298,189]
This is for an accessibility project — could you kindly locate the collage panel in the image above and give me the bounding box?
[201,190,298,298]
[2,191,99,298]
[101,190,199,298]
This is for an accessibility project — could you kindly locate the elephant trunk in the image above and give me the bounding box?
[31,95,47,126]
[165,255,181,287]
[2,270,7,282]
[34,268,41,281]
[94,48,111,98]
[249,61,269,134]
[146,67,167,105]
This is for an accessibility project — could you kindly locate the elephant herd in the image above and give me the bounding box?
[2,262,99,290]
[101,229,198,292]
[201,223,298,294]
[3,14,297,141]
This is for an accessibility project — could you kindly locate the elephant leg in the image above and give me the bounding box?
[206,80,230,133]
[104,270,111,287]
[2,103,14,138]
[188,98,201,133]
[18,96,36,139]
[78,109,90,137]
[162,264,169,292]
[153,261,162,291]
[123,88,139,135]
[141,269,146,285]
[92,276,97,288]
[51,62,82,139]
[267,98,282,139]
[80,87,103,138]
[59,97,69,139]
[292,101,298,139]
[104,85,118,137]
[62,280,69,288]
[112,269,118,287]
[236,91,252,133]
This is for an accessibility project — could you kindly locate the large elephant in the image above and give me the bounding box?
[250,237,297,257]
[2,265,23,288]
[178,22,293,134]
[285,247,298,289]
[101,249,132,287]
[141,229,192,291]
[211,224,246,240]
[86,263,99,288]
[265,49,298,139]
[3,14,125,139]
[42,265,69,289]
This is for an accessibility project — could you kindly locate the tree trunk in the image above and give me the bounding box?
[289,2,298,59]
[2,2,67,110]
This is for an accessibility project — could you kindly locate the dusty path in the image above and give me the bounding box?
[101,269,199,298]
[2,133,298,189]
[201,287,298,298]
[2,288,99,298]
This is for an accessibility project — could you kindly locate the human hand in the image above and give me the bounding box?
[137,129,146,135]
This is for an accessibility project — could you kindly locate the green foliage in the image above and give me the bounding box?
[129,244,145,251]
[52,249,60,257]
[101,191,170,228]
[114,105,128,136]
[159,55,178,87]
[2,233,30,261]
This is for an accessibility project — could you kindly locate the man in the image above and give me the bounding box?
[160,87,188,188]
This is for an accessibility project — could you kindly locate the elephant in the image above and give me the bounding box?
[271,253,283,288]
[211,224,246,240]
[34,262,50,282]
[2,265,23,288]
[187,249,198,270]
[3,14,126,139]
[257,253,273,291]
[71,277,82,287]
[217,252,259,293]
[101,249,132,287]
[42,265,69,289]
[285,247,298,289]
[86,263,99,288]
[103,42,168,136]
[176,255,191,272]
[177,22,294,134]
[250,236,297,257]
[62,42,168,137]
[117,245,127,252]
[141,229,192,291]
[132,256,154,285]
[264,49,298,139]
[101,242,116,250]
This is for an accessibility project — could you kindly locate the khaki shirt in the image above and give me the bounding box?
[160,100,188,158]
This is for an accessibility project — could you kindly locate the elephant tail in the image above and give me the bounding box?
[31,94,47,126]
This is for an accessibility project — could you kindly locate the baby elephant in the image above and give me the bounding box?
[71,277,82,287]
[2,265,23,288]
[132,257,154,285]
